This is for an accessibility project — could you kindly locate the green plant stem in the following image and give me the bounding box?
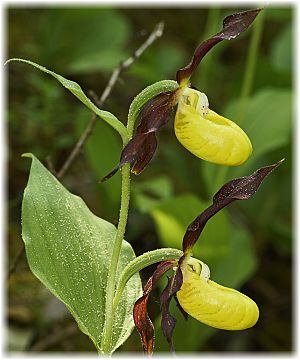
[101,163,131,354]
[127,79,178,135]
[112,248,183,314]
[101,80,179,354]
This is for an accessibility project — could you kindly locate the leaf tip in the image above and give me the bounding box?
[4,58,22,66]
[99,166,119,183]
[21,153,33,159]
[269,158,285,172]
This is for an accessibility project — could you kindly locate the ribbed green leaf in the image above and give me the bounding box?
[21,154,141,353]
[5,59,128,142]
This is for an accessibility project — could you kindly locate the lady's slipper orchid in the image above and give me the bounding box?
[174,87,252,165]
[133,160,283,355]
[177,257,259,330]
[102,8,261,182]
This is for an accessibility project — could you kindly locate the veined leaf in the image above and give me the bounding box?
[5,58,128,142]
[21,154,142,353]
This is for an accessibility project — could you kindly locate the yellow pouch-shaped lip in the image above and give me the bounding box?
[174,88,252,166]
[177,258,259,330]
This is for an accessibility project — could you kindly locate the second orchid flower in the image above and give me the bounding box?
[133,159,283,355]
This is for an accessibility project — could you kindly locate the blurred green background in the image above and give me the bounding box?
[7,5,293,353]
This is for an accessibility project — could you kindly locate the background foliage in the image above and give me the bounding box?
[7,5,293,352]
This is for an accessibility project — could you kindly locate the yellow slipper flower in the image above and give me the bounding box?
[133,160,283,354]
[102,8,261,182]
[177,257,259,330]
[174,87,252,166]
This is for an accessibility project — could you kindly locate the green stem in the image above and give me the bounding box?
[112,248,183,314]
[127,80,178,135]
[101,80,179,353]
[101,163,131,354]
[238,10,264,124]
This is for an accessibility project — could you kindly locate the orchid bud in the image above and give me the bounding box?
[174,87,252,166]
[176,257,259,330]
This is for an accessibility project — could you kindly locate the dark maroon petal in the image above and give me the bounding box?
[213,160,284,202]
[176,8,261,84]
[160,268,183,353]
[131,132,157,175]
[182,199,232,253]
[101,90,178,182]
[100,165,119,183]
[100,133,148,182]
[174,294,188,320]
[182,159,284,253]
[133,293,154,355]
[133,261,174,355]
[136,91,177,133]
